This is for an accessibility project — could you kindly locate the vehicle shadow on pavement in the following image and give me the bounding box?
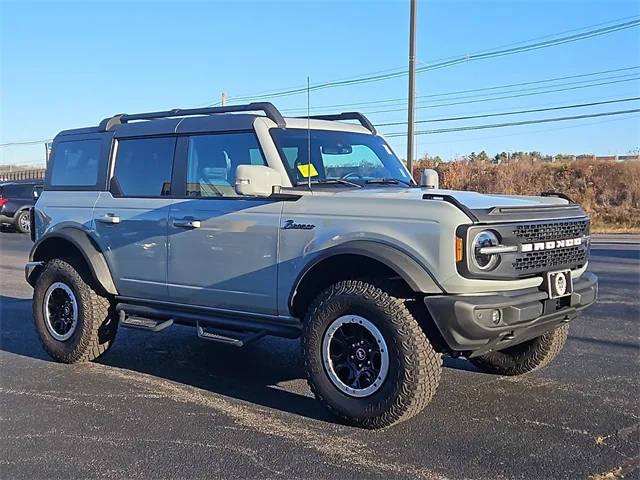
[1,293,486,423]
[0,294,335,423]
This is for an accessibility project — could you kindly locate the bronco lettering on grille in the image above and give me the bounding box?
[520,237,583,253]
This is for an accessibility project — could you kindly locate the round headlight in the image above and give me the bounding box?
[472,230,500,271]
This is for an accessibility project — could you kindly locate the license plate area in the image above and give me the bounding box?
[544,269,573,299]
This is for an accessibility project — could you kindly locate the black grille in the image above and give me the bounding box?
[513,219,589,243]
[511,218,590,273]
[513,246,588,272]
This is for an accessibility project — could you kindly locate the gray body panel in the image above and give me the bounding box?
[92,192,174,298]
[167,198,282,315]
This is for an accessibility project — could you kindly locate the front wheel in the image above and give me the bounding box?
[302,280,441,429]
[33,258,118,363]
[470,324,569,376]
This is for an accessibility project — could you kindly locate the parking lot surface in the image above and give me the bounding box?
[1,230,638,479]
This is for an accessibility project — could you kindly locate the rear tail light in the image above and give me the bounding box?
[0,197,7,207]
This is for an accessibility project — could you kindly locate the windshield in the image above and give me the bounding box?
[270,129,413,186]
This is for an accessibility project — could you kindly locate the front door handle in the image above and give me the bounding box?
[173,218,201,228]
[96,214,120,224]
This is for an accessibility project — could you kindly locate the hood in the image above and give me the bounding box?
[324,186,587,223]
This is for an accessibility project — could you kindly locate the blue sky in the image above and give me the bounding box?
[1,0,639,166]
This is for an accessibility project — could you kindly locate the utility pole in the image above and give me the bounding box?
[221,92,227,106]
[406,0,417,177]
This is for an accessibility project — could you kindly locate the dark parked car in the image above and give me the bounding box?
[0,181,43,233]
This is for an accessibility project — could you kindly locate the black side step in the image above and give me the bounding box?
[119,310,174,332]
[196,322,266,347]
[114,301,301,339]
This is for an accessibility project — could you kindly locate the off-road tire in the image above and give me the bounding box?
[470,324,569,376]
[15,210,30,234]
[302,280,441,429]
[33,258,117,363]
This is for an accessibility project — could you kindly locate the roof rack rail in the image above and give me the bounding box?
[98,102,286,132]
[298,112,377,135]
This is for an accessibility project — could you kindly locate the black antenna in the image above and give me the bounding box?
[307,76,312,190]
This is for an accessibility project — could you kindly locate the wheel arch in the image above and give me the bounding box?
[29,228,118,295]
[289,240,442,319]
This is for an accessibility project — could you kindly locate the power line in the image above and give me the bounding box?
[200,14,640,107]
[382,108,640,137]
[396,114,640,147]
[400,72,639,108]
[0,139,51,148]
[376,97,640,126]
[281,66,640,114]
[364,76,640,115]
[224,17,640,103]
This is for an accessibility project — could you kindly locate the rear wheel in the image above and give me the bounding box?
[302,280,441,429]
[15,210,30,234]
[33,258,118,363]
[470,324,569,376]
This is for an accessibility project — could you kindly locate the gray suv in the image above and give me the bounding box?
[26,103,597,428]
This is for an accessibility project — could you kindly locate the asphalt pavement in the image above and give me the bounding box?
[0,229,638,479]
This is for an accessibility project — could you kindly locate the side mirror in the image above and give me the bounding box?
[235,165,283,197]
[421,169,439,189]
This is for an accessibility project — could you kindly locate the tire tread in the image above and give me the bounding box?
[33,258,116,363]
[302,279,441,429]
[470,324,569,376]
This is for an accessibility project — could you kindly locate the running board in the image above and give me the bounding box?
[119,310,174,332]
[196,322,266,347]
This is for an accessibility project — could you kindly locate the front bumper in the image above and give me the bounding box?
[424,272,598,357]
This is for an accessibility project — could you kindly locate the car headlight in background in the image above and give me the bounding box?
[472,230,500,271]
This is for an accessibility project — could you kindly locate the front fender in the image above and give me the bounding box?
[292,239,444,299]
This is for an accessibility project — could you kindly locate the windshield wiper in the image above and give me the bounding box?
[298,179,362,188]
[365,178,413,186]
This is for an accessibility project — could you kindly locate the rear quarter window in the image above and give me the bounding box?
[49,139,103,187]
[0,184,30,197]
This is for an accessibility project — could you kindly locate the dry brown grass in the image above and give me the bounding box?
[414,159,640,233]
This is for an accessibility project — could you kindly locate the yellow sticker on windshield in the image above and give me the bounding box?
[297,164,318,177]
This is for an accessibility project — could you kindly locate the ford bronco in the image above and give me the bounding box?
[26,102,597,428]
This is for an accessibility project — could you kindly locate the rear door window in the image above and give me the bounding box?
[112,137,176,197]
[50,140,102,187]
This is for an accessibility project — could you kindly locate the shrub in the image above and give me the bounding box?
[414,159,640,232]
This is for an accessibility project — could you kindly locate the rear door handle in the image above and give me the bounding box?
[96,214,120,224]
[173,218,201,228]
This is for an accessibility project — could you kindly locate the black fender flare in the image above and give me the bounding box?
[15,205,34,214]
[29,228,118,295]
[289,240,444,311]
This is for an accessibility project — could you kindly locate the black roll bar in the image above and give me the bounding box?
[298,112,377,134]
